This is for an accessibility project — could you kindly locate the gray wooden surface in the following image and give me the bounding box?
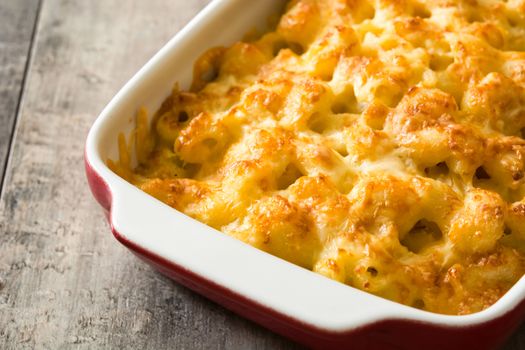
[0,0,40,187]
[0,1,523,349]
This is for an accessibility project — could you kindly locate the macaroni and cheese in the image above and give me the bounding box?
[110,0,525,315]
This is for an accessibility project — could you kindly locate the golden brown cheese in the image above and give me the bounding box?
[109,0,525,315]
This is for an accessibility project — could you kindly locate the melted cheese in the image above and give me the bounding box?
[109,0,525,315]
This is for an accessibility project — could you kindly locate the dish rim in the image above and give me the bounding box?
[84,0,525,334]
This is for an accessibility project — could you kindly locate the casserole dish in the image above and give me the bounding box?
[85,0,525,348]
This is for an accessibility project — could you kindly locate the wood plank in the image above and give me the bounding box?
[0,0,300,348]
[0,0,40,188]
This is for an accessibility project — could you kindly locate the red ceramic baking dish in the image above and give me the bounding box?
[85,0,525,348]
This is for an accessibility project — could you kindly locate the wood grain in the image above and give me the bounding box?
[0,1,299,348]
[0,0,524,349]
[0,0,40,187]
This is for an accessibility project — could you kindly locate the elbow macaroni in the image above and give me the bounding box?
[109,0,525,315]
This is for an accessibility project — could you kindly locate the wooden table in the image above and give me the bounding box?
[0,1,523,349]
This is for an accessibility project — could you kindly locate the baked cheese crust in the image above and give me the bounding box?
[110,0,525,315]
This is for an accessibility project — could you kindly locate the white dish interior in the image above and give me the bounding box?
[85,0,525,331]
